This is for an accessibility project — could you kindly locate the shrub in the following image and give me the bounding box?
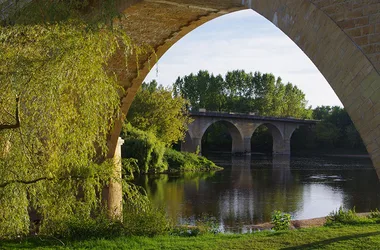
[121,124,167,173]
[54,183,171,239]
[271,211,291,231]
[43,207,125,241]
[170,216,220,237]
[164,148,186,170]
[369,209,380,221]
[123,206,171,236]
[164,148,222,172]
[62,213,125,240]
[325,207,369,226]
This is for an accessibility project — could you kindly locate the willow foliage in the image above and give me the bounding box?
[127,81,192,146]
[0,3,136,238]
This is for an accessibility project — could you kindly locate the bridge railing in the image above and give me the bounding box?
[189,110,319,124]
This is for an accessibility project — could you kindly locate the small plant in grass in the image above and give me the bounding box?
[369,209,380,219]
[170,226,201,237]
[367,209,380,223]
[271,211,291,231]
[325,206,369,226]
[171,216,220,237]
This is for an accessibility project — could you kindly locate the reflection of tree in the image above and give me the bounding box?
[135,172,217,223]
[341,169,380,212]
[218,155,304,228]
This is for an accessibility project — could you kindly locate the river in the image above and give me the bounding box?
[135,154,380,232]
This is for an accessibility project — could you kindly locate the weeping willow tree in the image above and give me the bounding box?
[0,0,144,238]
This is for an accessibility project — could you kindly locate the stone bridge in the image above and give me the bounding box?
[182,111,317,155]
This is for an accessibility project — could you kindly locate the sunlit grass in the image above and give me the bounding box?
[3,224,380,249]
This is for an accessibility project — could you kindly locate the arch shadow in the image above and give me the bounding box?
[201,120,245,154]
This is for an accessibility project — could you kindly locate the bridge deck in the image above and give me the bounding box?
[189,111,318,125]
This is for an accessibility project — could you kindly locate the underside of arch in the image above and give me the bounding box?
[201,120,245,154]
[251,123,284,154]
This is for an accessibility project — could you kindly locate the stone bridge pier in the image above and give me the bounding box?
[181,112,310,155]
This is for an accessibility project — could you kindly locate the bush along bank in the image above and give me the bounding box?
[121,125,222,175]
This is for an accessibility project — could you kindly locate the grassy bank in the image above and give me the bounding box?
[3,224,380,249]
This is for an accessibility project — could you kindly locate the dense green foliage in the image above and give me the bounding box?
[173,70,312,118]
[1,0,123,26]
[0,0,147,239]
[127,81,192,146]
[292,106,366,153]
[121,124,168,173]
[164,148,222,172]
[6,224,380,249]
[271,211,291,231]
[120,125,221,173]
[324,207,380,226]
[313,106,364,149]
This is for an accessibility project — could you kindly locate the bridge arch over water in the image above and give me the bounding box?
[107,0,380,176]
[251,123,285,155]
[195,119,245,154]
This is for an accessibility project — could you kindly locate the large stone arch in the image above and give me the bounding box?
[108,1,380,177]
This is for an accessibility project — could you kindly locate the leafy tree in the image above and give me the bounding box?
[346,124,363,149]
[127,80,192,146]
[0,1,139,238]
[311,106,365,151]
[315,122,340,148]
[173,71,225,111]
[174,70,311,118]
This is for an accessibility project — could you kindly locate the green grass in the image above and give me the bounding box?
[3,224,380,249]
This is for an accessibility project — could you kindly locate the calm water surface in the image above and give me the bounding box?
[135,154,380,232]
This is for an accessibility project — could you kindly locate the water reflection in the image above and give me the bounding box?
[135,155,380,232]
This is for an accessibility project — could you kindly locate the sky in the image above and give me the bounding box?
[144,9,343,108]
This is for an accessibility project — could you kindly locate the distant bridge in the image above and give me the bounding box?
[182,111,318,155]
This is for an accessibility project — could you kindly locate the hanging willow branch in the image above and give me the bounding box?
[0,97,20,130]
[0,175,92,188]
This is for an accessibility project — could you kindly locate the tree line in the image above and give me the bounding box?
[292,106,366,153]
[172,70,365,154]
[173,70,312,118]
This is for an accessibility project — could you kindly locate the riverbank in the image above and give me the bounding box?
[4,223,380,249]
[251,213,371,231]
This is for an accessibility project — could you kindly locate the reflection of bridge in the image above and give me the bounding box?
[182,111,318,155]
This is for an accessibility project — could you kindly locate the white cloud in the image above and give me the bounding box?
[144,10,342,108]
